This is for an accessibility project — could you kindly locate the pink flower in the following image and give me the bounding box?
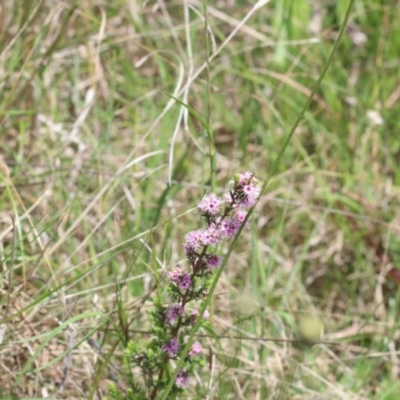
[206,254,222,269]
[177,274,191,291]
[237,171,254,185]
[221,218,241,238]
[233,209,247,223]
[168,268,192,291]
[168,267,182,281]
[240,183,260,207]
[198,193,223,215]
[175,369,189,388]
[184,229,205,253]
[202,224,222,246]
[188,342,202,356]
[192,309,199,317]
[166,304,184,325]
[162,338,180,357]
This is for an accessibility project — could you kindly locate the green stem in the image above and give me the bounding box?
[202,0,216,193]
[160,1,355,399]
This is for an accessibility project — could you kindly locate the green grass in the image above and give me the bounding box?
[1,0,400,399]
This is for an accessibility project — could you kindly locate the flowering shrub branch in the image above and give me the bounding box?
[111,172,261,400]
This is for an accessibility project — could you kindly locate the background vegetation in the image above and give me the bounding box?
[1,0,400,399]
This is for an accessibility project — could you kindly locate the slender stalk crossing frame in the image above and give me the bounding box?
[160,1,355,398]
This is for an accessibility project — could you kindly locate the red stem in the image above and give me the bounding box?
[149,197,237,399]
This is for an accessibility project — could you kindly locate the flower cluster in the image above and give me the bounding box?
[124,172,261,399]
[184,172,260,263]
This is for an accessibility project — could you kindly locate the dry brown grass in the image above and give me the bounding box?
[1,0,400,399]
